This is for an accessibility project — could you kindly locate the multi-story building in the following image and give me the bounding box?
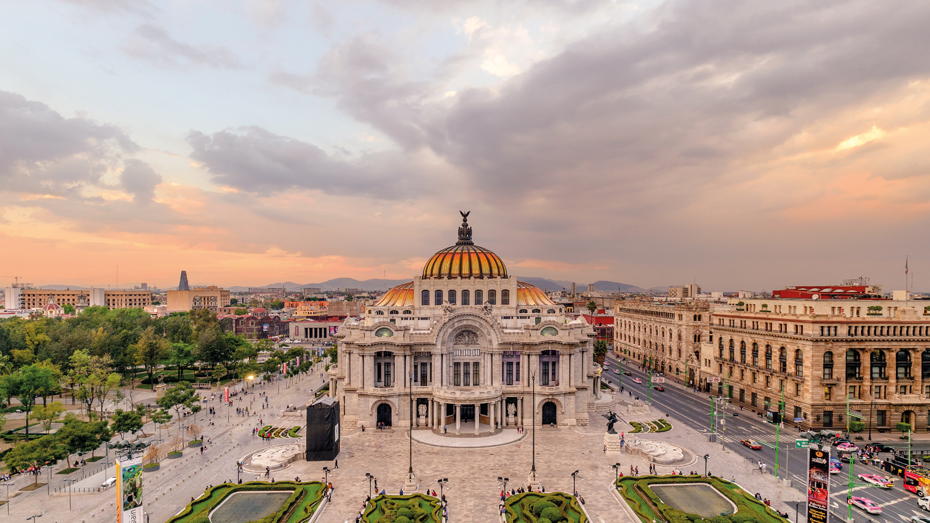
[614,301,710,386]
[3,287,152,311]
[331,213,597,433]
[668,284,701,299]
[709,296,930,432]
[582,309,614,343]
[166,286,231,312]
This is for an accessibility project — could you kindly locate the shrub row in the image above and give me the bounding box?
[165,481,326,523]
[503,492,586,523]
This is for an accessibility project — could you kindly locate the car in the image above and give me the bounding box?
[918,497,930,512]
[857,474,893,489]
[653,386,665,392]
[910,516,930,523]
[837,442,859,452]
[624,371,633,376]
[632,378,643,384]
[741,439,762,450]
[101,477,116,489]
[829,461,842,474]
[614,369,621,375]
[603,361,610,366]
[871,443,896,453]
[848,496,881,514]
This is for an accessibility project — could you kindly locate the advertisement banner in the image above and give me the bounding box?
[115,457,144,523]
[807,445,830,523]
[224,387,229,403]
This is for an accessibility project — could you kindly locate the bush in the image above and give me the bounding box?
[533,500,557,516]
[397,508,415,519]
[541,506,564,522]
[538,519,552,523]
[395,517,411,523]
[897,422,912,433]
[849,421,864,433]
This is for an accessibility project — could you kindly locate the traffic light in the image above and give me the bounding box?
[772,412,782,424]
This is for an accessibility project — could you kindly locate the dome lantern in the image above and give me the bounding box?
[421,212,507,279]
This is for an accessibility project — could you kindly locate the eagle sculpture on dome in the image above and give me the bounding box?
[457,210,473,245]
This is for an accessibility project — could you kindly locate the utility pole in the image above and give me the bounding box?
[775,384,783,477]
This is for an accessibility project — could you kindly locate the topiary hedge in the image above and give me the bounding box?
[503,492,586,523]
[361,493,442,522]
[165,481,326,523]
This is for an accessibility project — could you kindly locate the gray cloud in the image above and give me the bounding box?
[187,126,434,200]
[123,24,245,69]
[0,89,137,195]
[119,159,162,204]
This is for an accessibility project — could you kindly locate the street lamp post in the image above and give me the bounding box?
[237,461,243,483]
[703,454,710,477]
[868,399,874,441]
[612,463,622,483]
[571,470,580,496]
[366,473,373,499]
[497,476,509,494]
[323,467,330,484]
[528,371,538,488]
[65,478,77,511]
[405,370,416,491]
[2,481,11,515]
[26,514,42,522]
[437,478,449,505]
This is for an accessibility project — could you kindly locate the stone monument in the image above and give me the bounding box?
[602,410,623,453]
[506,403,516,426]
[417,404,427,427]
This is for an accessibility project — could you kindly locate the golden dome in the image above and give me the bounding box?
[516,282,555,306]
[422,211,507,279]
[374,282,414,307]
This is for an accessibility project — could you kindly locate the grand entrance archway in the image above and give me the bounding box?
[460,404,475,422]
[377,403,392,427]
[542,401,557,425]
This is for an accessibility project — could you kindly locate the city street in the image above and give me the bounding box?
[604,352,930,523]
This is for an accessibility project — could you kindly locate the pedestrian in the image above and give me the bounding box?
[334,459,338,469]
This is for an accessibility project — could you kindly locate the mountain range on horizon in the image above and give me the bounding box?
[29,277,652,294]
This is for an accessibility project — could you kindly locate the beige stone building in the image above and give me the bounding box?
[331,214,597,434]
[4,287,151,310]
[166,286,231,312]
[613,301,709,385]
[709,297,930,432]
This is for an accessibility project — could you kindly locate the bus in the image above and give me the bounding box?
[903,466,930,497]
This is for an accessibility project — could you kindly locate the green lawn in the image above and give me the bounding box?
[504,492,587,523]
[616,475,785,523]
[363,493,442,523]
[165,481,326,523]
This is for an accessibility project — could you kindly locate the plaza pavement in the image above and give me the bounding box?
[5,368,805,523]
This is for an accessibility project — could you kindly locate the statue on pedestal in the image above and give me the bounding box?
[603,410,619,434]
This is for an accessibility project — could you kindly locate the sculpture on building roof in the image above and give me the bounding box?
[457,210,473,245]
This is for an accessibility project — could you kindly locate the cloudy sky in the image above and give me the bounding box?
[2,0,930,291]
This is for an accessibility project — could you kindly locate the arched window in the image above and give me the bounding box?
[765,345,772,370]
[846,349,861,379]
[779,347,787,373]
[718,338,724,359]
[740,341,747,364]
[870,350,886,379]
[795,349,803,376]
[376,310,384,315]
[501,289,510,305]
[475,290,483,305]
[823,351,833,379]
[922,350,930,379]
[896,350,912,379]
[448,290,457,305]
[461,290,470,306]
[752,343,759,367]
[728,339,735,362]
[421,290,429,306]
[488,290,497,305]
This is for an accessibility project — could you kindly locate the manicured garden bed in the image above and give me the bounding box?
[616,475,784,523]
[259,425,302,439]
[504,492,586,523]
[166,481,326,523]
[630,420,672,433]
[363,493,442,523]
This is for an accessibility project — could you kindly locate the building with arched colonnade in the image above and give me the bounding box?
[329,213,597,435]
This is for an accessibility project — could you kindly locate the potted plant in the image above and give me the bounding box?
[143,462,160,472]
[168,450,183,459]
[188,439,202,447]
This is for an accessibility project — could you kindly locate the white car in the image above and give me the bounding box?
[918,497,930,512]
[101,477,116,489]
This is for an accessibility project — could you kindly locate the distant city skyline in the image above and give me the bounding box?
[2,1,929,292]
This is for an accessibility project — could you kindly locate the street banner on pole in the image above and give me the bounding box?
[115,457,143,523]
[806,445,830,523]
[224,387,229,403]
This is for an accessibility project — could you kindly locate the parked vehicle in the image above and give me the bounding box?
[741,439,762,450]
[848,497,881,514]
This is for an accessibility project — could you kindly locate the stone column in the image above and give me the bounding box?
[560,352,569,388]
[432,352,441,387]
[455,404,461,434]
[517,396,523,427]
[490,399,496,430]
[365,354,374,390]
[394,353,403,392]
[475,403,481,435]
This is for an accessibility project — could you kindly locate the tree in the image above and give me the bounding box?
[150,409,172,438]
[156,381,200,434]
[111,409,144,440]
[70,350,119,419]
[33,401,64,434]
[166,342,197,380]
[233,307,248,315]
[212,364,228,384]
[230,298,238,305]
[134,326,168,386]
[197,327,233,368]
[0,364,58,438]
[268,299,284,310]
[586,301,597,317]
[593,340,609,364]
[56,415,112,460]
[62,304,76,315]
[4,435,66,483]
